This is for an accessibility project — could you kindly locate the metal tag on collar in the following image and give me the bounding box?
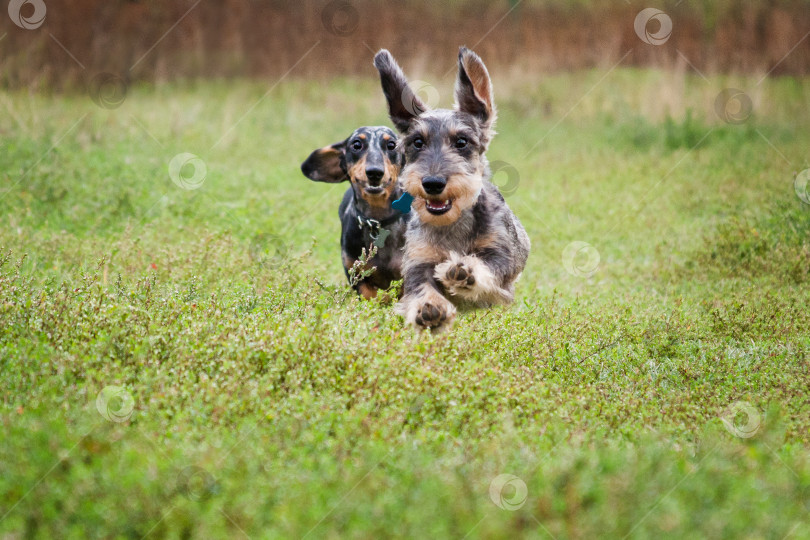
[368,218,381,238]
[357,215,388,247]
[358,216,381,235]
[374,228,390,248]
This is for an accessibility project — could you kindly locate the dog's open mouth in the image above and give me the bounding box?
[424,198,452,215]
[364,186,385,195]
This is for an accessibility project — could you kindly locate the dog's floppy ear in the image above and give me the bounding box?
[455,47,496,144]
[301,140,348,183]
[374,49,426,132]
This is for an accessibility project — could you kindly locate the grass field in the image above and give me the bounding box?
[1,70,810,538]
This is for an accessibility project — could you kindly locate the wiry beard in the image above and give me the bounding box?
[400,167,484,227]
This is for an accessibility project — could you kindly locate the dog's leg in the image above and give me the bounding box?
[435,251,514,305]
[398,262,456,331]
[344,251,381,300]
[357,282,378,300]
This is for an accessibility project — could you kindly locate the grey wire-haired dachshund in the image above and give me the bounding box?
[301,126,408,299]
[373,47,530,331]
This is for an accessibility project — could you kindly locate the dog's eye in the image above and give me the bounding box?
[412,138,424,150]
[386,140,396,151]
[455,137,468,149]
[351,140,363,151]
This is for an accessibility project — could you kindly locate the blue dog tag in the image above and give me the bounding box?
[392,192,414,214]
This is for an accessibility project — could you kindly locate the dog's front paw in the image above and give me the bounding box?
[435,259,475,294]
[399,290,457,332]
[445,261,476,288]
[414,301,450,330]
[434,254,507,304]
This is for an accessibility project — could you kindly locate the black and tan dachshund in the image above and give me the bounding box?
[301,126,409,299]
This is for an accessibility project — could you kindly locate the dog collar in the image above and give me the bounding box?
[353,190,406,229]
[356,213,401,231]
[354,189,405,249]
[356,214,400,248]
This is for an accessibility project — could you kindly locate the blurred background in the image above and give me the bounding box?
[2,0,810,88]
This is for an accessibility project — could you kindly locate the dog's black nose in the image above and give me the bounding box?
[422,176,446,195]
[366,167,385,185]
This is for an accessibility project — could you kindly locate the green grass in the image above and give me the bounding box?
[1,71,810,538]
